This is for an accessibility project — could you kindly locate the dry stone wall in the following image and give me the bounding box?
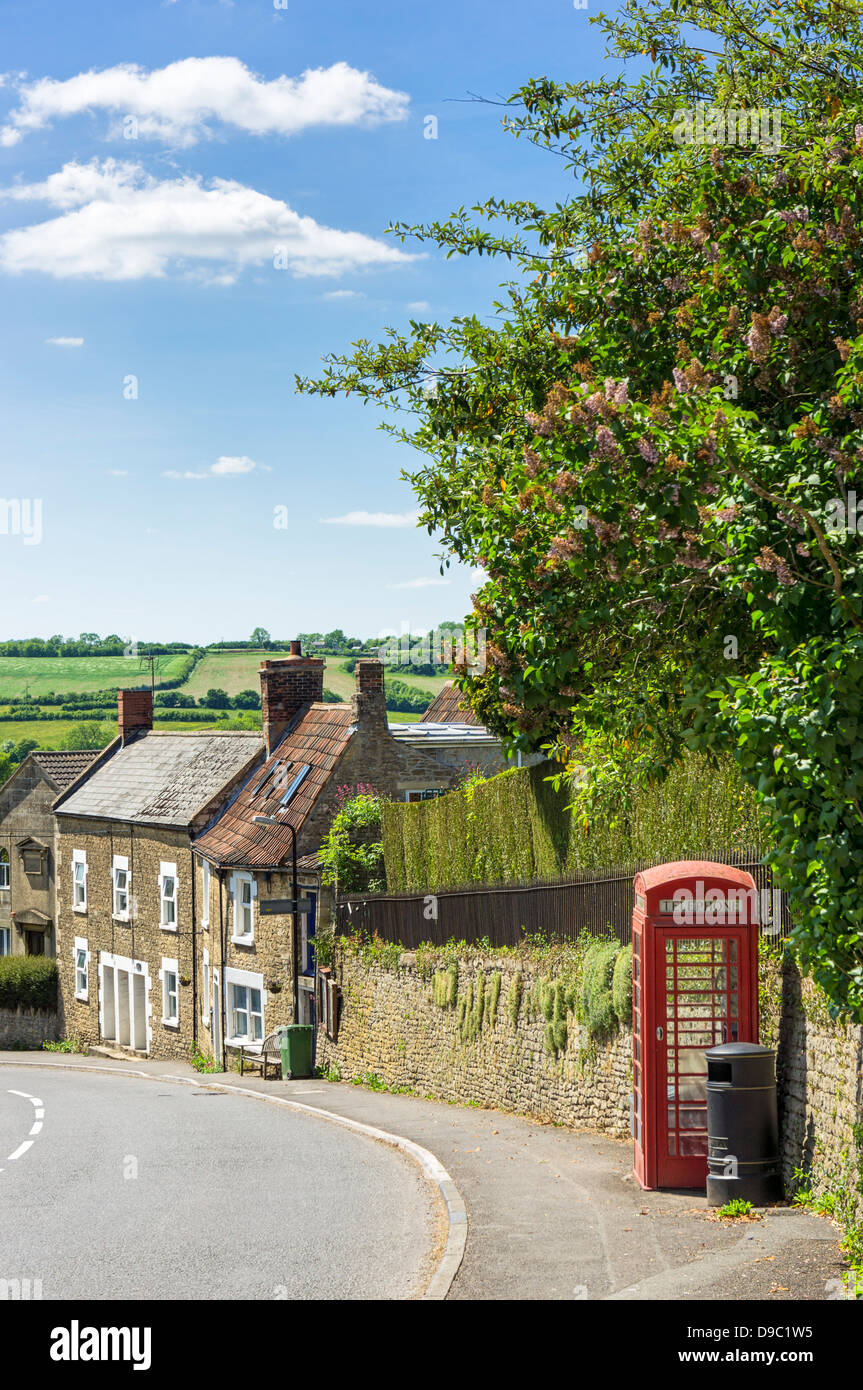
[317,947,633,1136]
[0,1006,58,1048]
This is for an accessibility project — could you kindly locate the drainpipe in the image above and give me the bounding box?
[252,817,299,1023]
[189,842,197,1047]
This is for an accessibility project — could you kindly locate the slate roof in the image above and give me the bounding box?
[194,703,356,869]
[30,750,100,792]
[419,683,483,725]
[53,731,264,828]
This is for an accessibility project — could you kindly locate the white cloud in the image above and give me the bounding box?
[386,577,450,589]
[32,594,51,603]
[0,57,409,147]
[107,469,129,476]
[322,289,365,301]
[45,335,83,346]
[406,301,430,312]
[320,509,419,527]
[163,454,269,480]
[0,159,417,282]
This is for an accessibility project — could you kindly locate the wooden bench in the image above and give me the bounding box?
[236,1030,283,1080]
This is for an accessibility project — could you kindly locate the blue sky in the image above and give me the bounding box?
[0,0,606,644]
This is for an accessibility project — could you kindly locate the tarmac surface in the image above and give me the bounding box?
[0,1051,849,1301]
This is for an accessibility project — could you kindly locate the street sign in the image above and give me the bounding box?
[259,897,313,916]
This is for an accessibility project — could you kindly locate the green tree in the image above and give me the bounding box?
[298,0,863,1017]
[58,722,113,751]
[319,791,386,895]
[249,627,271,647]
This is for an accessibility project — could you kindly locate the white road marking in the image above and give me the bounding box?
[4,1089,45,1165]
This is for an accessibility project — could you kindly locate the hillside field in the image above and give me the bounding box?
[183,650,452,703]
[1,717,216,751]
[0,654,190,699]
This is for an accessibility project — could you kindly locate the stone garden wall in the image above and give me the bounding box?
[0,1006,58,1049]
[317,945,633,1136]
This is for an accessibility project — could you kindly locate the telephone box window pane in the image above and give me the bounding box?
[668,1136,677,1155]
[678,1076,706,1101]
[679,1047,708,1074]
[667,1050,675,1075]
[730,996,738,1017]
[730,940,738,962]
[679,1107,706,1129]
[668,1108,676,1128]
[681,1135,709,1156]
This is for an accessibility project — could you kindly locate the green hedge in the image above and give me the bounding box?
[0,957,58,1011]
[381,753,764,892]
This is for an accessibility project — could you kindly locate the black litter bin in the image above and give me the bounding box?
[705,1042,783,1206]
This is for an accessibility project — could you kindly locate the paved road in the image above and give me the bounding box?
[0,1068,439,1300]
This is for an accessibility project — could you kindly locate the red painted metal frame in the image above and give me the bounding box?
[631,860,759,1191]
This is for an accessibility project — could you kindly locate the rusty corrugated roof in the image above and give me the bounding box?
[194,703,355,868]
[419,683,483,725]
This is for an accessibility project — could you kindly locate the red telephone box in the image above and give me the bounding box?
[631,860,760,1190]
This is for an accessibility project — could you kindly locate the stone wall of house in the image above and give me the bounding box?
[0,756,59,957]
[55,817,198,1061]
[318,944,863,1207]
[0,1006,58,1048]
[317,948,633,1136]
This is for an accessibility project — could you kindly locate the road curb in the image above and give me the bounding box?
[0,1058,467,1300]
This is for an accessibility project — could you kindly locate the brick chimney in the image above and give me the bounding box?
[118,688,153,745]
[351,658,387,730]
[259,643,325,754]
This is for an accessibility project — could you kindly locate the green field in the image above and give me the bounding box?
[0,717,216,750]
[183,650,451,703]
[0,654,191,699]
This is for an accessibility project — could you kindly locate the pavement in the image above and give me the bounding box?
[0,1050,850,1301]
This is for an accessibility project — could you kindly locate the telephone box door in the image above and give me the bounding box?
[655,927,752,1188]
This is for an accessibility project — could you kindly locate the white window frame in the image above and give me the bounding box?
[201,948,211,1029]
[0,849,9,890]
[200,859,210,929]
[74,937,90,1001]
[231,872,256,944]
[225,967,265,1046]
[160,956,179,1027]
[112,854,130,922]
[72,848,88,912]
[403,787,445,803]
[158,861,178,932]
[0,926,12,957]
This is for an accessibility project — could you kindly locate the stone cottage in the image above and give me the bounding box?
[0,750,98,959]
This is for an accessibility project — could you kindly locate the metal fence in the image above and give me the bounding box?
[334,846,794,950]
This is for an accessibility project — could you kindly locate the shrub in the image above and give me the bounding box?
[612,948,633,1027]
[0,957,58,1011]
[579,941,620,1044]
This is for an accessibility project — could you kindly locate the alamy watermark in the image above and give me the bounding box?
[668,881,783,935]
[0,498,42,545]
[377,624,487,675]
[673,103,782,153]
